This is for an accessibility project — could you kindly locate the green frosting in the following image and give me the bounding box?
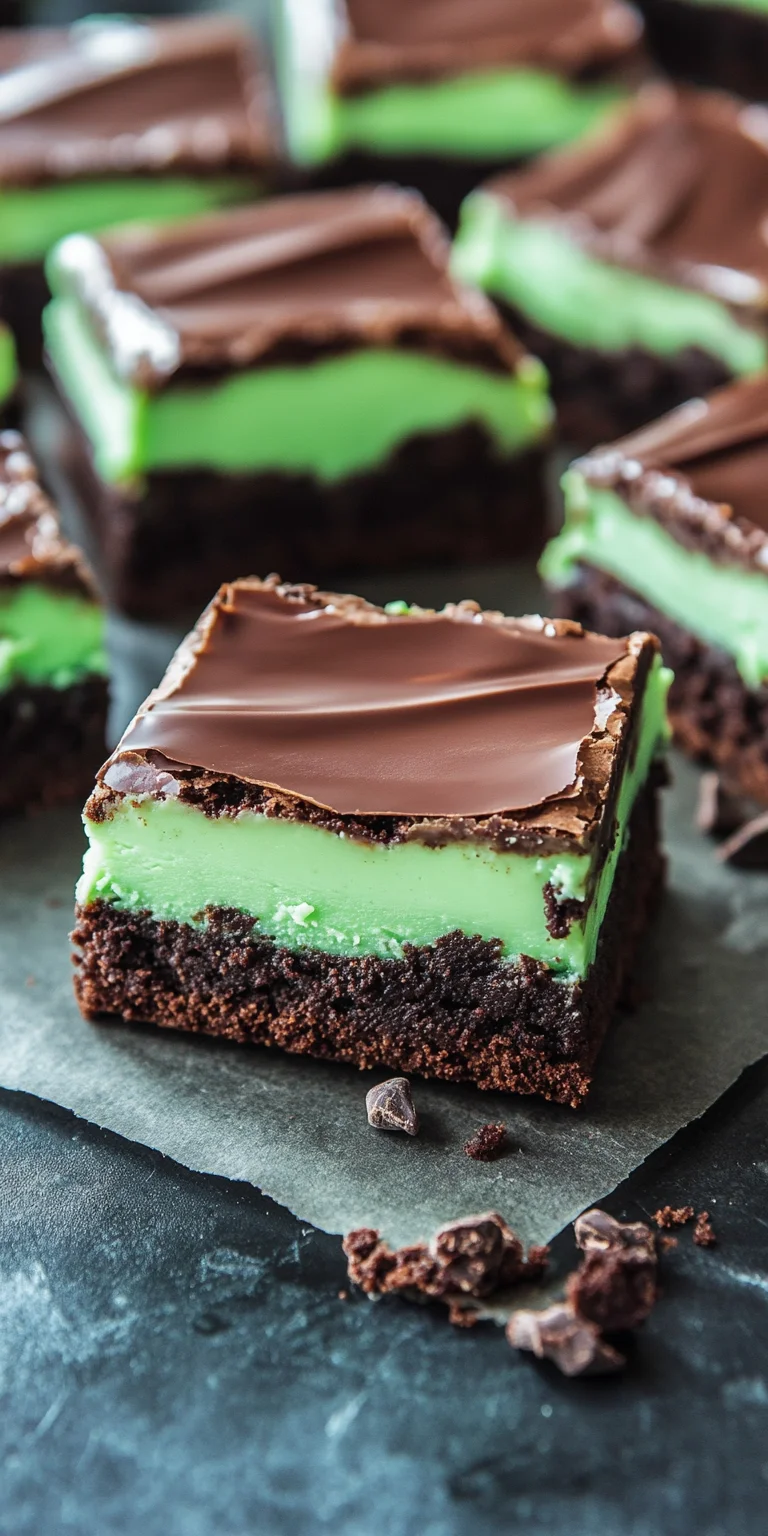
[0,322,17,406]
[543,475,768,689]
[688,0,768,10]
[452,196,768,377]
[0,582,106,691]
[43,292,552,486]
[281,57,626,167]
[77,655,669,980]
[0,176,257,264]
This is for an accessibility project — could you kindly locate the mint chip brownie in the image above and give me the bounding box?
[0,431,107,815]
[543,374,768,807]
[0,15,275,364]
[45,185,552,622]
[639,1,768,100]
[273,0,644,225]
[73,577,669,1107]
[453,87,768,444]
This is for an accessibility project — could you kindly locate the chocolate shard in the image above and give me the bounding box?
[717,811,768,870]
[428,1212,525,1296]
[507,1302,625,1377]
[463,1121,507,1161]
[574,1207,656,1262]
[365,1076,419,1135]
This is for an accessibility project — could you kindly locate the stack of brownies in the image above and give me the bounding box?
[3,0,768,1109]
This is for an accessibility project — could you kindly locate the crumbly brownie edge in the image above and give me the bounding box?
[496,301,732,448]
[0,675,108,816]
[556,563,768,805]
[72,777,663,1108]
[58,414,548,624]
[638,0,768,99]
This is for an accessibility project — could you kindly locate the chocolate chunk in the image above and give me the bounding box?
[653,1205,694,1229]
[717,811,768,869]
[574,1207,656,1262]
[507,1303,625,1377]
[464,1122,507,1161]
[365,1076,419,1135]
[343,1212,546,1305]
[447,1302,479,1329]
[693,1211,717,1248]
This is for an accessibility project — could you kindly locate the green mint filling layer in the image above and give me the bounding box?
[543,475,768,689]
[77,656,669,979]
[686,0,768,12]
[0,177,257,264]
[281,60,626,166]
[0,322,17,406]
[452,196,768,377]
[43,292,552,485]
[0,582,106,690]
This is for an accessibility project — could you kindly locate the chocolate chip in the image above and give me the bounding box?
[507,1302,625,1377]
[717,811,768,869]
[365,1076,419,1135]
[464,1122,507,1161]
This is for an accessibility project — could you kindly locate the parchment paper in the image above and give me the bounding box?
[3,756,767,1249]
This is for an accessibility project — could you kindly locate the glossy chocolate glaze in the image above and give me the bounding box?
[578,375,768,570]
[332,0,643,93]
[0,16,274,186]
[486,86,768,312]
[0,429,96,594]
[103,576,646,824]
[56,186,523,386]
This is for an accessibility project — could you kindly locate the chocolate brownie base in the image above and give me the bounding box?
[59,415,549,623]
[0,261,50,372]
[557,563,768,804]
[639,0,768,99]
[1,675,108,817]
[72,777,663,1107]
[497,301,732,447]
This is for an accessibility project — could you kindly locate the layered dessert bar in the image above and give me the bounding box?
[72,576,669,1107]
[542,374,768,805]
[639,1,768,101]
[0,15,275,364]
[44,185,552,622]
[453,87,768,444]
[0,430,107,815]
[273,0,644,226]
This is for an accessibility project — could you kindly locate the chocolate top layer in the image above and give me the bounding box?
[0,429,97,596]
[577,376,768,574]
[486,86,768,312]
[54,186,522,387]
[100,576,650,836]
[0,16,274,187]
[332,0,642,94]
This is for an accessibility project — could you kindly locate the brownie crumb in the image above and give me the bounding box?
[693,1211,718,1248]
[365,1077,419,1136]
[659,1235,678,1252]
[507,1302,625,1377]
[448,1302,480,1329]
[343,1211,547,1308]
[653,1205,694,1229]
[568,1244,658,1332]
[337,1289,349,1301]
[464,1122,507,1161]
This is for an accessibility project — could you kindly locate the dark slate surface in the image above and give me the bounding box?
[3,1061,768,1536]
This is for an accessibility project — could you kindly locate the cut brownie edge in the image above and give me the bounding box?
[58,413,548,623]
[72,776,663,1108]
[557,563,768,805]
[0,675,108,817]
[497,300,733,448]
